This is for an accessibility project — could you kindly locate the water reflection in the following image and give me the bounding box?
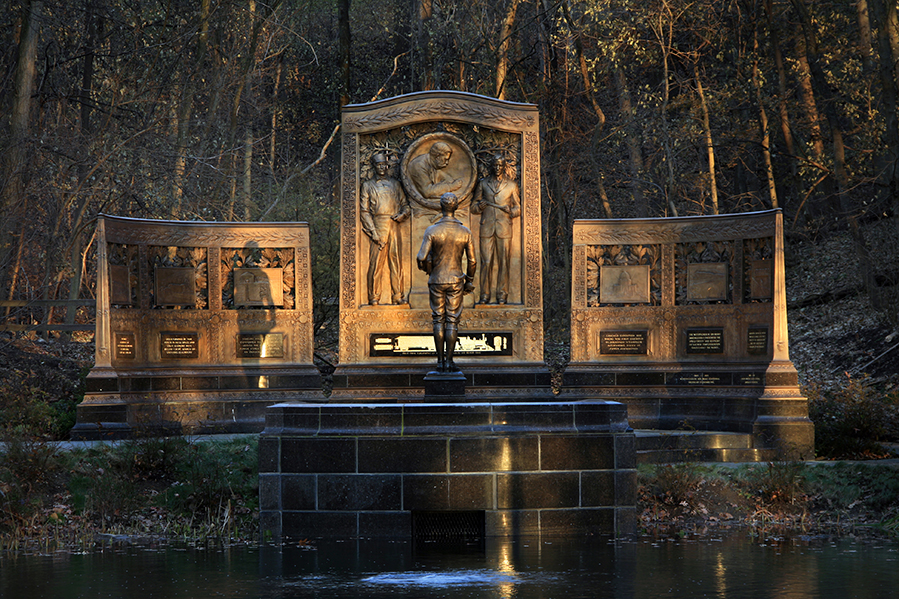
[2,534,897,599]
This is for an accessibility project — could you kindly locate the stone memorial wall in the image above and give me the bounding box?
[333,91,551,400]
[73,216,321,439]
[564,209,813,457]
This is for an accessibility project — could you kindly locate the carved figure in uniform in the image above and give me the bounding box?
[360,153,410,305]
[472,154,521,304]
[416,193,477,373]
[407,141,464,201]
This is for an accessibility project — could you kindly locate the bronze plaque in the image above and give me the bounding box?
[369,333,513,357]
[234,268,283,307]
[599,330,648,355]
[155,267,195,306]
[686,328,724,354]
[736,373,764,386]
[668,372,729,386]
[110,265,132,305]
[747,327,769,355]
[750,260,772,299]
[599,265,650,304]
[115,332,136,359]
[160,332,199,359]
[686,263,728,301]
[237,333,285,358]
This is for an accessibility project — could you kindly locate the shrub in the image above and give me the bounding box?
[806,374,899,458]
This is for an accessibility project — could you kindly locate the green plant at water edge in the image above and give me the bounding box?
[641,463,707,506]
[738,462,808,507]
[805,374,899,459]
[803,463,899,513]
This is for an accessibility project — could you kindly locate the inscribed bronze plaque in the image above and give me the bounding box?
[735,373,764,386]
[160,332,199,359]
[599,265,650,304]
[686,328,724,354]
[110,265,132,305]
[155,267,195,307]
[234,268,283,307]
[115,332,136,359]
[237,333,285,358]
[747,327,769,355]
[686,263,728,301]
[668,372,730,386]
[369,333,513,357]
[749,260,772,299]
[599,331,648,355]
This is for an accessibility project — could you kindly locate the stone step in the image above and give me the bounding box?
[634,430,778,464]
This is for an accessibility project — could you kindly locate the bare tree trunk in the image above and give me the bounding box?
[338,0,352,106]
[496,0,523,99]
[792,0,880,308]
[614,67,648,217]
[695,65,719,214]
[413,0,433,90]
[752,26,778,209]
[764,0,797,179]
[243,128,253,220]
[1,0,42,297]
[857,0,875,72]
[869,0,899,212]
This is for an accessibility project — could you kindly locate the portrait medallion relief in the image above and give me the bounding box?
[400,132,478,211]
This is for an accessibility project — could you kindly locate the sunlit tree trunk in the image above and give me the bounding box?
[763,0,797,181]
[792,0,880,308]
[752,24,778,209]
[695,65,718,214]
[496,0,523,99]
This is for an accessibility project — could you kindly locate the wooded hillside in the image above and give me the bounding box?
[2,0,898,344]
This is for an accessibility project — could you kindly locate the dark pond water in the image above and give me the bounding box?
[2,533,898,598]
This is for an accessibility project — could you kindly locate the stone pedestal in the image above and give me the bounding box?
[259,401,636,540]
[423,371,466,400]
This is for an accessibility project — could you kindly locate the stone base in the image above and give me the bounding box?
[330,362,553,402]
[71,366,324,440]
[423,370,466,400]
[560,361,814,460]
[259,400,636,540]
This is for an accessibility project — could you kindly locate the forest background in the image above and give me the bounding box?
[2,0,899,374]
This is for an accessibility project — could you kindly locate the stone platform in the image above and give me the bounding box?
[259,401,636,540]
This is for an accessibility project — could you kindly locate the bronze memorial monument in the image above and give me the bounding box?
[330,90,552,399]
[74,216,322,439]
[563,210,814,461]
[259,92,637,541]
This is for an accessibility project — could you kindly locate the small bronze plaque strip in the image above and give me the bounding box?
[115,332,136,359]
[735,373,765,386]
[155,267,195,307]
[747,327,769,355]
[749,260,773,299]
[234,268,283,307]
[160,332,199,359]
[110,265,132,305]
[599,330,648,355]
[599,265,650,304]
[237,333,285,358]
[686,328,724,354]
[667,372,731,386]
[370,333,513,357]
[686,263,728,301]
